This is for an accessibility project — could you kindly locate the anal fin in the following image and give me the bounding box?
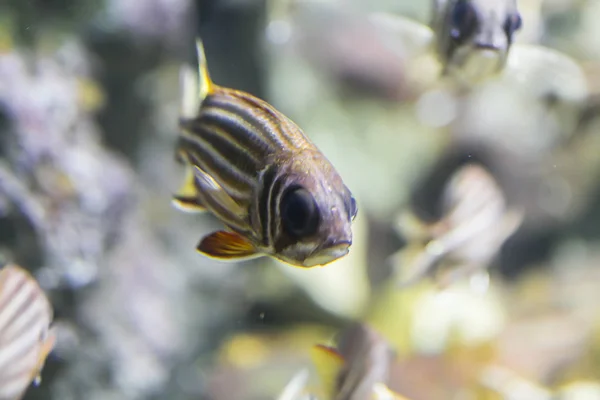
[192,165,245,218]
[173,165,207,213]
[197,231,259,260]
[172,196,207,213]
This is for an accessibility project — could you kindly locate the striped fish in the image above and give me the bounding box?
[173,39,357,268]
[0,265,55,400]
[391,163,523,288]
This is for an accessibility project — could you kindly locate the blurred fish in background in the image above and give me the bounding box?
[277,322,410,399]
[0,265,55,400]
[309,323,410,400]
[390,162,524,288]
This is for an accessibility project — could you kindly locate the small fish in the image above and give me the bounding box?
[370,0,522,86]
[174,39,357,268]
[311,323,410,400]
[391,163,523,288]
[432,0,523,83]
[0,265,55,400]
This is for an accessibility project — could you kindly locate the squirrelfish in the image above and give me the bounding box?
[0,265,55,400]
[432,0,522,83]
[391,163,523,288]
[310,323,410,400]
[174,39,357,268]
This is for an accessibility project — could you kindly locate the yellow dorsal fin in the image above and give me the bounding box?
[195,38,215,100]
[310,344,345,399]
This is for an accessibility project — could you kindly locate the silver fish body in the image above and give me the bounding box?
[174,40,357,268]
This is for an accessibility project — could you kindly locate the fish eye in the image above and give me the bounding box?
[450,0,478,40]
[504,13,523,37]
[349,196,358,221]
[280,187,320,238]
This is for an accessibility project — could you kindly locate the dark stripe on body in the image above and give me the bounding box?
[269,172,286,252]
[258,165,279,247]
[180,123,260,179]
[229,90,314,150]
[190,171,251,234]
[4,288,40,342]
[204,89,313,151]
[0,274,28,331]
[180,136,254,200]
[199,105,276,157]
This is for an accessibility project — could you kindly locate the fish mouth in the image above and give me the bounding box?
[474,43,503,52]
[302,240,351,267]
[450,48,504,83]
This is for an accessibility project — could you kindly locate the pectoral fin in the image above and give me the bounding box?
[197,231,259,260]
[192,165,246,219]
[172,196,206,212]
[310,344,345,399]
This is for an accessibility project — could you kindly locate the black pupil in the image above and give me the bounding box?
[349,196,358,220]
[451,1,477,40]
[281,188,319,238]
[505,14,522,36]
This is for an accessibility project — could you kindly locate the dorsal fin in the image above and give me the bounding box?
[195,39,215,101]
[179,38,215,119]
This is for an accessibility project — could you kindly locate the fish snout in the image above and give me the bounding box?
[302,238,352,267]
[473,42,503,52]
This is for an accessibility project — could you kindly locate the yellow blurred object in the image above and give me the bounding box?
[219,334,271,370]
[77,78,106,112]
[365,280,434,357]
[218,325,336,371]
[0,32,12,54]
[310,345,344,399]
